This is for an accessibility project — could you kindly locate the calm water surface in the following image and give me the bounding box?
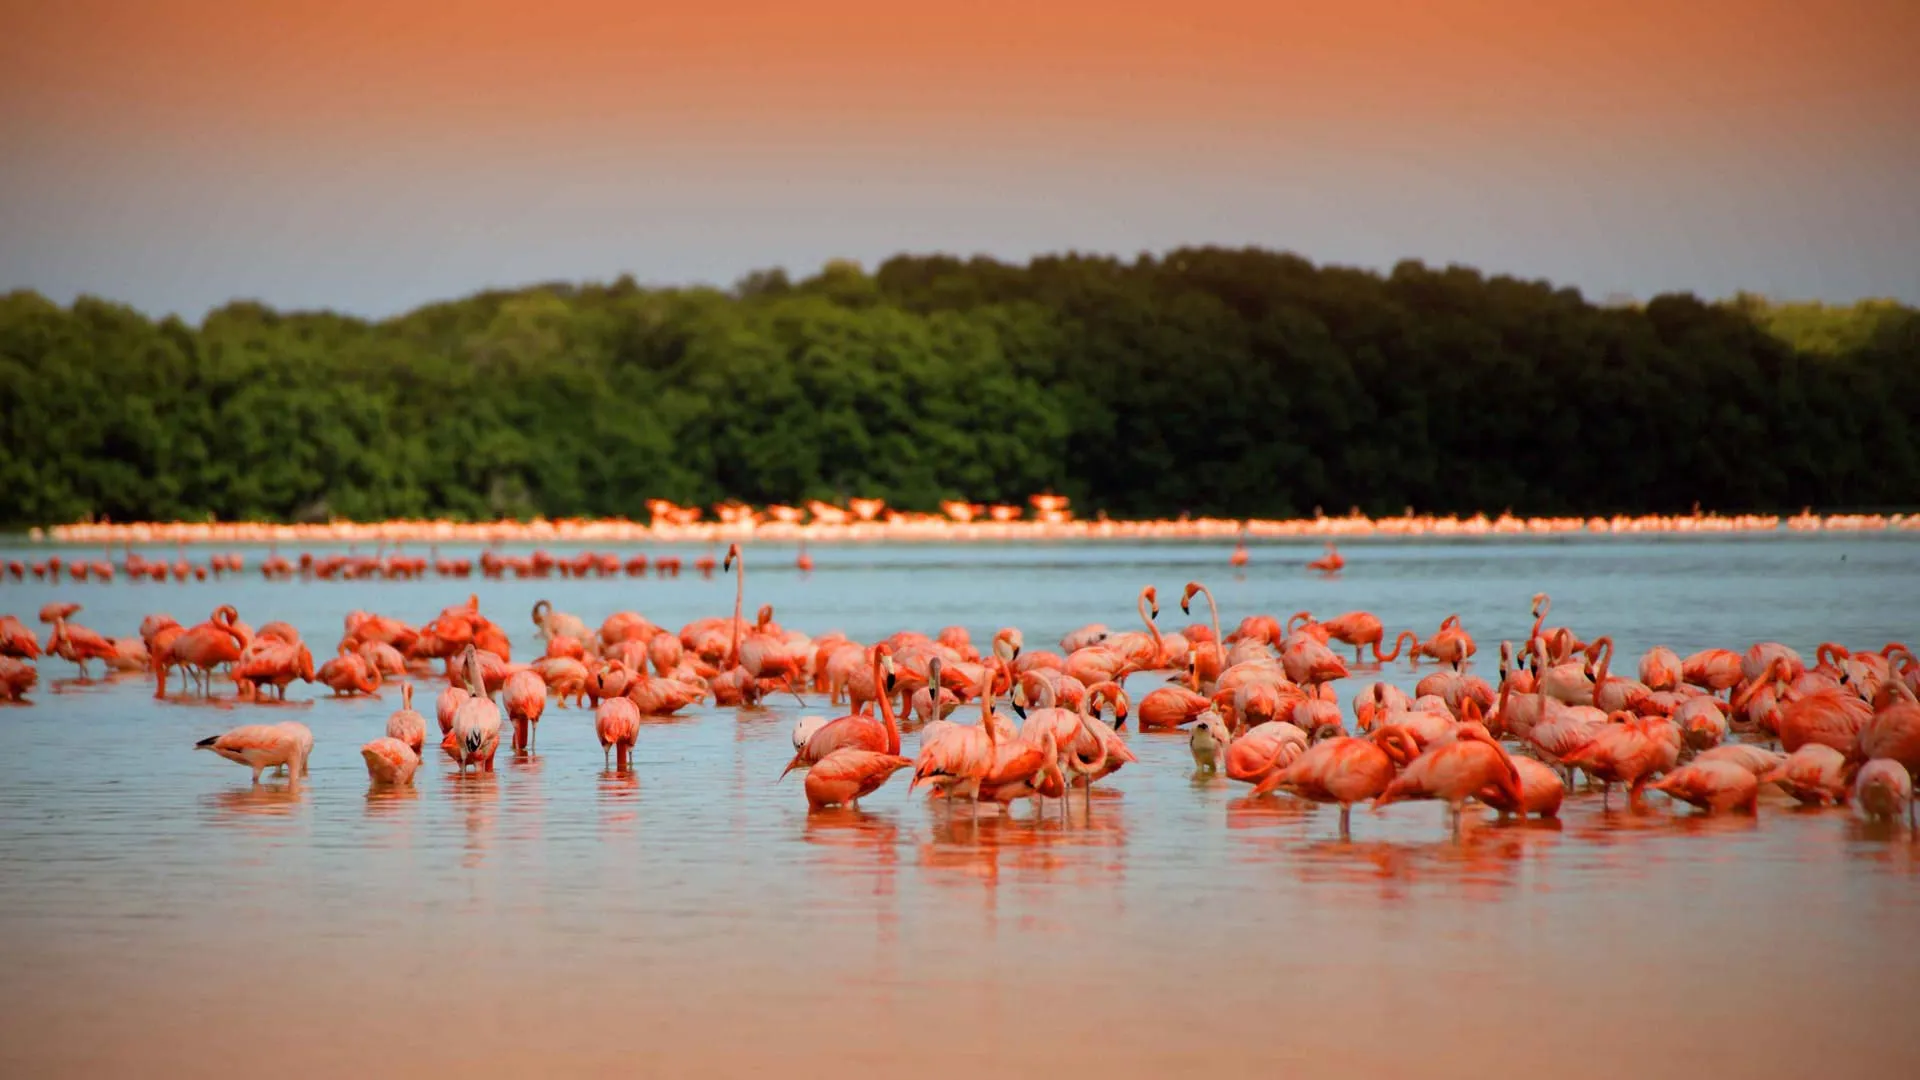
[2,537,1918,1078]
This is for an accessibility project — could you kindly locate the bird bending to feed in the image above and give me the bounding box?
[197,722,313,784]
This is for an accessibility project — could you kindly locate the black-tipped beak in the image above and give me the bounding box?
[1011,702,1026,719]
[884,673,897,693]
[1150,607,1160,621]
[1180,599,1191,616]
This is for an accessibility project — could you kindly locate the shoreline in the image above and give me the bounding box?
[20,509,1920,546]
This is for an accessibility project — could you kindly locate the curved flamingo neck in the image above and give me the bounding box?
[979,658,1000,745]
[1137,589,1162,655]
[729,553,744,668]
[1200,586,1221,646]
[872,648,900,754]
[1379,630,1417,662]
[1590,636,1614,691]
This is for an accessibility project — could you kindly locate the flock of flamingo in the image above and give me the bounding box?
[32,498,1920,551]
[4,544,1917,837]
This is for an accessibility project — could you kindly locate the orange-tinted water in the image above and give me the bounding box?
[2,538,1917,1077]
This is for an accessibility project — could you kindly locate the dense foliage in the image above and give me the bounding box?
[3,248,1916,527]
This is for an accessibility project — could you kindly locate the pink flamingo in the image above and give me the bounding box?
[1271,729,1407,836]
[784,645,902,775]
[197,722,312,784]
[1306,542,1344,573]
[1648,760,1759,814]
[504,669,547,751]
[595,697,642,770]
[446,646,502,774]
[1372,726,1524,837]
[386,683,427,755]
[361,737,421,786]
[910,659,1003,815]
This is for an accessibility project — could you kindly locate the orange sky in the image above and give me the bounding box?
[3,0,1916,314]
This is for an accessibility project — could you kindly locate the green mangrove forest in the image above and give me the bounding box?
[2,248,1915,528]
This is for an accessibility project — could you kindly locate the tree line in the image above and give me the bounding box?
[3,248,1915,528]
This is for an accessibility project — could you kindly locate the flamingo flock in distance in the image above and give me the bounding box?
[5,548,1919,839]
[27,494,1920,553]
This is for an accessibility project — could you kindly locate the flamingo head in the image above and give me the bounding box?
[991,628,1022,663]
[1180,582,1201,615]
[723,543,740,573]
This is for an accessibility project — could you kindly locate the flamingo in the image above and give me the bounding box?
[316,643,382,696]
[447,645,503,774]
[1306,542,1344,573]
[803,748,911,810]
[783,646,900,775]
[1673,696,1730,750]
[1271,729,1408,836]
[0,656,39,702]
[163,606,249,696]
[1189,711,1232,773]
[1474,756,1566,820]
[1682,648,1744,692]
[1318,610,1407,665]
[196,722,313,784]
[0,615,41,659]
[1648,759,1760,814]
[1853,759,1912,824]
[45,611,120,680]
[1858,682,1920,780]
[1102,585,1171,671]
[1416,615,1476,670]
[1640,646,1684,692]
[1758,745,1849,806]
[1225,720,1309,794]
[1372,726,1524,837]
[595,697,642,770]
[1180,582,1227,685]
[910,659,1003,815]
[1138,683,1211,729]
[1777,685,1872,757]
[1525,594,1585,662]
[531,599,590,643]
[1559,711,1682,809]
[361,737,421,786]
[386,683,427,755]
[504,669,547,751]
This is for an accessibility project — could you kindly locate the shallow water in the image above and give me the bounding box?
[2,536,1918,1078]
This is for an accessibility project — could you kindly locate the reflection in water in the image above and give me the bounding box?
[446,771,500,865]
[203,783,303,820]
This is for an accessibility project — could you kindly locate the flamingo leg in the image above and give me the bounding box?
[1338,804,1352,839]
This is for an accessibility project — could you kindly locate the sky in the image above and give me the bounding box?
[2,0,1916,320]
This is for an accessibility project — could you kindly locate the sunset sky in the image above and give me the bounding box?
[2,0,1916,318]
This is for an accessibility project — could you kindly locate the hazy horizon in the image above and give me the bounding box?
[4,0,1917,320]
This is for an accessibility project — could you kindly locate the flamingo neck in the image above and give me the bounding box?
[873,650,900,754]
[729,556,744,668]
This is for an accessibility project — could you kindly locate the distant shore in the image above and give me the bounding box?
[24,510,1920,547]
